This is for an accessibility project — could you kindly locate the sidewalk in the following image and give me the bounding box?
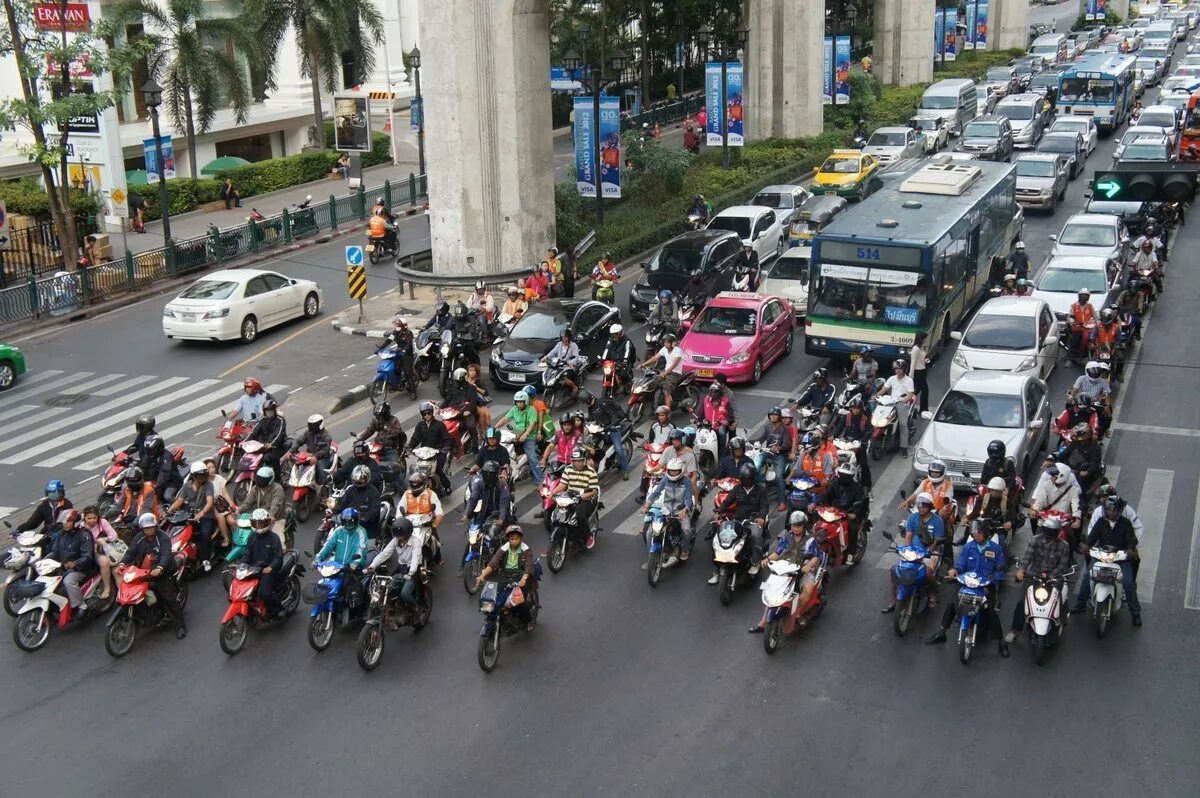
[329,283,467,338]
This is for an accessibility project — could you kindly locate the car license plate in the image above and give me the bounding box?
[366,244,375,252]
[825,191,838,197]
[509,372,526,383]
[181,313,196,322]
[696,369,714,378]
[950,473,973,487]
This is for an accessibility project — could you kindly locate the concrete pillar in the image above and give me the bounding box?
[422,0,555,276]
[874,0,935,87]
[745,0,824,139]
[988,0,1030,51]
[1108,0,1130,20]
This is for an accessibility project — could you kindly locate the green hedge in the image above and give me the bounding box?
[134,178,225,222]
[0,178,100,220]
[932,49,1026,80]
[212,151,336,198]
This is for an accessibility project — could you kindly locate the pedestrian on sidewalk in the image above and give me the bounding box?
[683,125,700,154]
[911,332,930,414]
[220,178,241,209]
[332,153,350,180]
[129,192,147,233]
[696,107,707,134]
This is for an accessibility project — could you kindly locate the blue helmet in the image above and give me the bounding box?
[339,507,360,525]
[658,289,673,302]
[45,480,65,498]
[522,386,537,397]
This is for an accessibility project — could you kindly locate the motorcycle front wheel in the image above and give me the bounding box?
[893,594,914,637]
[646,551,663,587]
[718,571,735,606]
[477,623,501,672]
[13,608,50,652]
[105,612,136,658]
[282,576,302,616]
[415,360,432,383]
[547,533,568,573]
[357,622,385,671]
[958,625,976,665]
[629,400,647,425]
[369,379,390,406]
[1094,597,1112,638]
[308,610,335,651]
[763,617,782,655]
[219,615,249,656]
[295,493,313,524]
[463,558,483,595]
[868,436,883,461]
[1031,633,1048,666]
[3,580,22,617]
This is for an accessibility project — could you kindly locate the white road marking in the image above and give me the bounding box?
[1134,468,1172,607]
[9,370,97,399]
[6,369,63,389]
[0,506,20,522]
[1111,422,1200,439]
[1184,475,1200,611]
[94,374,158,396]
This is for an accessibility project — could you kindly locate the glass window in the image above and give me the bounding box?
[1039,309,1053,341]
[868,131,908,146]
[820,157,861,174]
[810,264,930,325]
[1059,77,1117,103]
[709,239,739,266]
[244,277,269,297]
[920,95,959,109]
[997,102,1035,120]
[692,306,756,335]
[934,390,1025,428]
[986,68,1014,81]
[763,301,782,325]
[261,273,289,291]
[708,216,751,240]
[770,256,810,283]
[963,314,1036,350]
[571,304,608,335]
[180,280,238,300]
[510,309,570,340]
[964,121,1001,137]
[752,192,789,209]
[1036,267,1109,293]
[649,247,703,275]
[1058,223,1115,247]
[1016,159,1057,177]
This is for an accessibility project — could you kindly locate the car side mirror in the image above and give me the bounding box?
[1048,234,1058,242]
[949,330,963,340]
[920,411,933,421]
[1029,419,1045,430]
[1045,334,1059,345]
[639,261,648,269]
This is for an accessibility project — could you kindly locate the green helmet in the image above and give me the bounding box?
[513,392,528,403]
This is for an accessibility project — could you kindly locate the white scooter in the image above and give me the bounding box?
[868,394,905,460]
[408,445,448,494]
[831,438,862,481]
[4,528,47,617]
[12,558,113,652]
[1021,565,1077,665]
[691,419,720,480]
[498,429,532,483]
[1087,547,1129,638]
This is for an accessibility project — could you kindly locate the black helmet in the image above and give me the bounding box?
[145,434,164,456]
[373,401,391,419]
[1077,394,1092,409]
[729,436,745,451]
[135,415,156,434]
[1100,308,1115,324]
[408,472,427,492]
[454,302,469,319]
[392,516,414,540]
[986,440,1006,459]
[482,460,500,484]
[353,440,370,456]
[263,399,278,414]
[738,463,757,486]
[814,367,829,382]
[559,412,573,427]
[122,466,144,490]
[577,389,596,405]
[438,302,450,315]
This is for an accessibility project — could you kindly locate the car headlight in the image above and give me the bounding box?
[727,352,749,364]
[952,350,968,368]
[1039,188,1053,197]
[490,347,502,363]
[202,308,230,320]
[915,447,933,465]
[980,145,997,153]
[1015,355,1037,371]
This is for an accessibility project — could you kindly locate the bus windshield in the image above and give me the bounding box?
[1059,77,1116,103]
[810,262,930,325]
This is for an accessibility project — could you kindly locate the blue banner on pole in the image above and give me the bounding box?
[823,37,833,106]
[835,36,851,105]
[705,62,722,145]
[551,67,584,91]
[410,97,422,132]
[935,9,945,63]
[143,135,175,183]
[965,1,976,50]
[726,62,744,146]
[945,8,958,61]
[977,0,989,48]
[573,97,596,198]
[599,95,621,198]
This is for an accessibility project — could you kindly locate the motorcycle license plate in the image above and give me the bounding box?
[849,353,860,361]
[508,372,526,383]
[696,369,714,378]
[366,244,375,252]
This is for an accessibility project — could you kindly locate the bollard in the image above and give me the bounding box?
[210,226,223,264]
[409,173,417,205]
[282,208,293,244]
[27,271,38,319]
[125,251,136,291]
[329,195,339,231]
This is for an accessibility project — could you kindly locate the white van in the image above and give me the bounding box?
[917,79,979,135]
[1030,33,1070,66]
[1144,21,1178,54]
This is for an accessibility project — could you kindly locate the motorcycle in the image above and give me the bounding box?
[785,474,822,515]
[3,526,48,617]
[286,444,338,524]
[437,329,476,399]
[637,442,671,503]
[546,490,596,573]
[494,311,519,340]
[868,394,906,460]
[1086,546,1130,638]
[231,439,267,504]
[600,358,628,400]
[677,295,704,330]
[747,440,779,487]
[218,551,303,655]
[686,213,706,231]
[1018,563,1077,665]
[593,278,616,304]
[836,373,883,410]
[811,505,868,568]
[97,448,133,517]
[542,355,584,411]
[290,195,318,237]
[11,558,113,652]
[692,416,720,479]
[628,368,701,423]
[216,411,253,479]
[644,505,687,587]
[644,321,681,350]
[369,345,419,404]
[498,430,533,484]
[303,558,365,652]
[830,438,862,482]
[881,530,932,638]
[408,445,450,495]
[730,266,757,292]
[950,571,994,665]
[537,465,566,534]
[439,403,477,459]
[412,328,440,383]
[711,518,755,606]
[366,231,397,264]
[759,558,827,655]
[583,420,636,478]
[104,562,189,658]
[462,516,503,595]
[477,576,539,673]
[162,510,201,578]
[356,566,433,671]
[796,404,824,435]
[310,489,346,555]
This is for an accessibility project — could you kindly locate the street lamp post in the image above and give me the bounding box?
[564,46,627,226]
[141,79,171,242]
[411,47,427,188]
[698,26,749,171]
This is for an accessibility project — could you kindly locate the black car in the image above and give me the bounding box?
[958,115,1014,161]
[628,229,742,320]
[489,299,619,390]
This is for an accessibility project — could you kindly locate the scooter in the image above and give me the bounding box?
[287,444,338,524]
[412,328,439,383]
[881,529,932,638]
[686,213,706,230]
[369,345,419,404]
[537,465,566,534]
[366,231,397,263]
[438,403,476,459]
[462,516,503,596]
[499,430,533,484]
[950,571,994,666]
[868,394,905,460]
[356,565,433,672]
[304,558,366,652]
[542,355,584,412]
[785,474,822,516]
[231,439,267,504]
[1087,546,1130,638]
[730,266,756,292]
[477,575,540,673]
[218,551,303,655]
[408,445,449,495]
[637,442,671,503]
[97,448,133,517]
[11,558,113,652]
[711,518,755,606]
[162,510,201,577]
[600,358,628,400]
[104,562,189,658]
[812,505,868,568]
[760,558,827,655]
[830,438,863,481]
[583,421,636,478]
[216,411,253,479]
[546,490,598,573]
[1019,563,1076,665]
[3,526,48,617]
[291,195,318,237]
[746,440,779,487]
[593,278,616,304]
[692,417,720,480]
[643,505,687,587]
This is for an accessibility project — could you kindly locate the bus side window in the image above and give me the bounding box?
[966,230,980,273]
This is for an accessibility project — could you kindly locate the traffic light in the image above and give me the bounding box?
[1090,164,1199,203]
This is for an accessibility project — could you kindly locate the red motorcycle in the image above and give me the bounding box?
[760,558,828,655]
[538,465,566,534]
[163,511,200,577]
[285,442,339,524]
[638,442,671,503]
[811,505,867,568]
[231,439,267,504]
[438,403,476,458]
[103,561,189,658]
[97,448,133,517]
[601,359,627,400]
[218,552,303,655]
[216,411,254,478]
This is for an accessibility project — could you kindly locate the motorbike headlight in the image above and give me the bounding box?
[914,447,933,465]
[479,601,496,613]
[440,344,450,357]
[1033,586,1050,604]
[727,352,749,364]
[952,350,968,368]
[1015,355,1037,372]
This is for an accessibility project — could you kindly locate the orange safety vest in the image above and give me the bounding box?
[368,216,387,237]
[121,484,159,519]
[1070,303,1095,326]
[403,490,434,515]
[920,479,953,511]
[1094,323,1119,348]
[801,452,829,485]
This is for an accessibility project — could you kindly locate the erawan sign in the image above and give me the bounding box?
[34,3,91,31]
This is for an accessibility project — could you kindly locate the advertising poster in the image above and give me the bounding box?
[332,94,371,152]
[599,96,621,198]
[935,9,945,62]
[823,36,834,105]
[143,135,175,183]
[965,1,976,50]
[705,62,723,145]
[409,96,422,133]
[945,7,958,61]
[1097,0,1108,19]
[976,0,988,48]
[726,62,744,146]
[835,36,851,104]
[1087,0,1098,20]
[573,96,596,197]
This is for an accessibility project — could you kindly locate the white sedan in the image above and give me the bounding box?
[163,268,324,343]
[1049,115,1098,155]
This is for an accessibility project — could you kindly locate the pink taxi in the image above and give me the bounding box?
[679,292,794,384]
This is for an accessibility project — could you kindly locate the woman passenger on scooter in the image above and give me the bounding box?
[205,458,236,548]
[81,505,119,599]
[747,510,823,634]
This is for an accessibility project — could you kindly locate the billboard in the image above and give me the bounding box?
[144,135,175,183]
[725,62,744,146]
[944,8,958,61]
[834,36,851,104]
[333,94,371,152]
[33,2,90,31]
[573,96,596,197]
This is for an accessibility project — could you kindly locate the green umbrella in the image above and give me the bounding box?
[200,156,251,175]
[125,169,150,185]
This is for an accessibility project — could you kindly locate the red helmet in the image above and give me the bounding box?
[393,317,408,330]
[243,378,263,394]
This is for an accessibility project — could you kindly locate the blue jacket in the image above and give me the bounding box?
[954,538,1006,583]
[317,524,368,568]
[50,526,96,575]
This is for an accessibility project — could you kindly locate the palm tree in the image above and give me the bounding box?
[105,0,260,178]
[246,0,385,145]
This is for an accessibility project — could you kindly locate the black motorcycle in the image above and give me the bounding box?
[290,196,318,237]
[356,566,433,671]
[477,577,539,672]
[367,232,397,263]
[437,328,477,399]
[546,490,597,573]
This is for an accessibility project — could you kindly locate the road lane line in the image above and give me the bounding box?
[217,316,336,379]
[4,369,62,388]
[4,370,96,400]
[94,374,157,396]
[1135,468,1173,607]
[1184,476,1200,611]
[1111,422,1200,439]
[0,506,19,522]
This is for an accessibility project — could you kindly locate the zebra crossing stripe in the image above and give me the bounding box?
[7,369,63,389]
[1134,468,1172,607]
[0,507,20,523]
[11,370,97,398]
[94,374,158,397]
[0,372,159,442]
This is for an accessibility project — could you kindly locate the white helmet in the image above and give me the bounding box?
[137,512,157,529]
[189,462,208,476]
[915,491,935,508]
[475,280,486,291]
[1051,463,1070,485]
[666,458,685,481]
[307,413,324,426]
[836,462,856,478]
[610,323,623,335]
[987,476,1007,491]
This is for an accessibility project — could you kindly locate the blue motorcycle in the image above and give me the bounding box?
[784,474,821,530]
[883,529,932,637]
[462,518,503,596]
[368,345,417,405]
[644,506,686,587]
[951,571,993,665]
[477,568,541,673]
[303,559,365,652]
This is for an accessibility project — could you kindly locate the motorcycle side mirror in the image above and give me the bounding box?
[881,530,895,541]
[897,490,906,501]
[1045,334,1059,345]
[920,410,933,420]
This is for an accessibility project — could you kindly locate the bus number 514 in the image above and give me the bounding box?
[857,246,880,261]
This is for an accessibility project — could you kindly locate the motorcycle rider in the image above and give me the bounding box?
[831,397,873,490]
[139,435,181,502]
[124,414,158,461]
[688,194,712,224]
[646,290,681,339]
[539,412,580,472]
[540,330,584,399]
[1071,496,1142,626]
[701,383,734,455]
[240,466,287,543]
[1028,462,1082,541]
[648,405,677,446]
[793,368,836,420]
[399,471,445,562]
[494,393,545,486]
[884,493,945,612]
[590,252,620,300]
[475,427,513,474]
[229,378,268,422]
[790,432,833,489]
[1114,279,1145,340]
[116,467,159,525]
[336,440,383,491]
[1058,422,1103,495]
[898,460,956,527]
[367,517,427,616]
[759,406,795,510]
[166,462,217,570]
[641,457,697,564]
[247,399,288,473]
[734,243,760,290]
[119,513,186,638]
[475,524,538,631]
[578,389,632,479]
[467,280,497,320]
[284,414,334,484]
[442,370,486,449]
[1068,289,1097,357]
[1003,514,1073,644]
[358,401,408,464]
[748,510,825,634]
[666,428,701,508]
[1054,394,1100,440]
[709,463,768,583]
[449,302,483,368]
[639,332,686,413]
[811,462,869,566]
[557,448,601,549]
[998,273,1019,296]
[315,507,368,608]
[1008,240,1031,281]
[850,347,879,395]
[1129,238,1162,299]
[501,286,528,320]
[925,520,1009,656]
[408,401,454,493]
[238,508,286,620]
[336,465,384,544]
[423,301,454,334]
[16,479,73,533]
[367,204,398,254]
[713,436,754,485]
[980,440,1018,495]
[1014,278,1033,297]
[601,323,638,389]
[1089,483,1144,549]
[463,460,512,532]
[874,361,917,458]
[382,316,418,390]
[48,510,96,615]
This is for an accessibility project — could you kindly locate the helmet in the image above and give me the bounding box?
[729,436,745,451]
[486,427,501,441]
[788,510,808,527]
[708,383,721,395]
[663,333,677,344]
[1097,483,1117,499]
[927,460,946,483]
[801,432,818,450]
[1085,362,1103,379]
[666,458,685,481]
[1050,463,1069,484]
[986,440,1006,459]
[570,448,586,462]
[578,389,596,405]
[768,405,782,417]
[968,520,988,539]
[668,428,684,441]
[243,378,262,394]
[437,302,450,315]
[373,402,391,419]
[836,462,855,479]
[655,405,670,416]
[453,367,468,382]
[1100,308,1115,324]
[475,279,486,291]
[263,399,278,414]
[482,460,500,483]
[392,517,414,539]
[1017,278,1030,288]
[189,462,208,477]
[1104,495,1126,514]
[813,367,828,381]
[392,316,408,330]
[1015,241,1025,250]
[571,410,585,422]
[137,512,157,529]
[408,472,427,492]
[1040,515,1062,532]
[44,479,65,498]
[375,197,384,205]
[1004,273,1016,284]
[658,289,673,302]
[523,386,537,398]
[351,464,371,485]
[352,440,370,456]
[1141,238,1153,249]
[123,466,144,490]
[504,524,525,539]
[61,509,81,525]
[145,435,164,456]
[255,466,275,483]
[454,303,468,319]
[419,401,437,414]
[135,414,156,434]
[339,507,360,526]
[602,251,613,261]
[848,396,865,411]
[859,345,872,357]
[738,463,757,485]
[915,491,935,509]
[609,323,623,336]
[780,408,794,420]
[1077,288,1091,297]
[1073,422,1092,438]
[987,476,1007,492]
[307,414,324,433]
[250,508,271,531]
[1077,393,1092,409]
[559,412,573,427]
[513,392,528,403]
[507,286,520,297]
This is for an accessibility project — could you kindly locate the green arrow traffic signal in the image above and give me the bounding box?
[1096,179,1121,199]
[1091,165,1198,203]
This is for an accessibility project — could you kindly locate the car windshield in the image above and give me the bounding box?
[1051,120,1087,135]
[1032,73,1061,90]
[1014,62,1037,76]
[935,390,1025,428]
[707,216,752,239]
[920,95,958,109]
[1037,267,1109,293]
[1039,136,1077,153]
[1058,223,1116,247]
[692,306,757,336]
[868,131,907,147]
[1016,159,1056,177]
[752,192,790,209]
[964,122,1000,137]
[649,246,704,275]
[770,256,810,282]
[1059,77,1116,102]
[180,280,238,300]
[963,314,1036,350]
[1122,142,1168,160]
[810,263,930,325]
[509,309,570,341]
[821,157,861,173]
[998,103,1034,120]
[1139,112,1175,128]
[1137,58,1161,70]
[912,118,938,130]
[986,68,1013,81]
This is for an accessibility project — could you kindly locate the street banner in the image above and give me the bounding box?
[599,95,621,198]
[835,36,851,105]
[550,66,584,91]
[725,62,744,146]
[976,0,989,48]
[935,9,946,62]
[965,1,976,50]
[945,7,958,61]
[1096,0,1108,19]
[1086,0,1098,20]
[143,135,175,183]
[573,96,596,197]
[705,62,723,145]
[33,2,89,31]
[410,97,422,132]
[332,94,371,152]
[823,37,834,105]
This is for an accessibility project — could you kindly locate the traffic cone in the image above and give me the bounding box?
[384,117,391,133]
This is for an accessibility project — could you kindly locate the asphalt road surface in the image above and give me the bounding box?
[0,43,1197,798]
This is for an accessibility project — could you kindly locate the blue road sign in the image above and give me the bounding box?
[345,245,364,266]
